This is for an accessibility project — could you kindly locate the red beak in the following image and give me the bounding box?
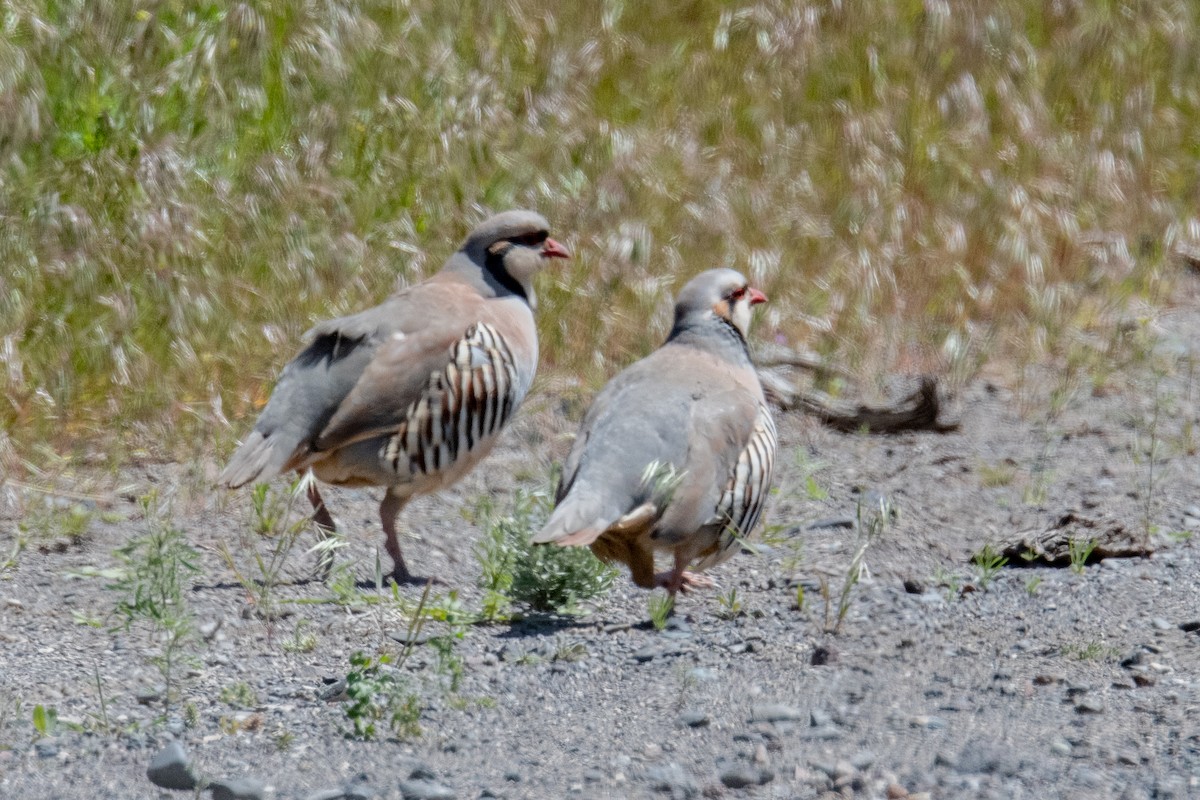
[749,287,768,305]
[541,238,571,260]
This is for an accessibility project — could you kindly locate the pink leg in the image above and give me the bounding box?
[379,487,437,585]
[655,550,714,595]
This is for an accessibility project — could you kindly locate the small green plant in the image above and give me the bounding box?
[32,705,58,738]
[648,592,674,631]
[794,583,806,612]
[219,682,258,709]
[793,449,829,501]
[1025,575,1043,595]
[219,475,313,625]
[109,492,200,712]
[978,460,1017,488]
[715,587,743,620]
[472,487,616,616]
[1068,537,1097,574]
[342,650,421,741]
[282,619,318,653]
[1062,639,1120,662]
[971,544,1009,590]
[826,493,893,632]
[933,566,964,601]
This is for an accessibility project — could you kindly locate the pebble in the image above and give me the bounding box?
[1151,618,1173,631]
[305,790,373,800]
[210,777,268,800]
[719,764,774,789]
[33,739,59,759]
[643,762,698,798]
[677,710,710,728]
[749,703,805,723]
[1075,697,1105,714]
[146,741,198,790]
[398,779,455,800]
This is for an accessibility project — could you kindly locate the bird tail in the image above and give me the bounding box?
[217,431,289,489]
[531,492,614,547]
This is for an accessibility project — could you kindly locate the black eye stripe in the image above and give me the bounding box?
[509,231,548,247]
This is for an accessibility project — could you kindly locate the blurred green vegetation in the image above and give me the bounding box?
[2,0,1198,467]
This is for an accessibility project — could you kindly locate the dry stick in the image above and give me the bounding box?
[759,371,960,434]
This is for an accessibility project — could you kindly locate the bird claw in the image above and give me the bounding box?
[655,570,714,594]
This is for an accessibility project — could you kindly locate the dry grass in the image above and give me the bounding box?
[3,0,1199,469]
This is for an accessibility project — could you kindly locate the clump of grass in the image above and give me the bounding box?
[825,492,893,633]
[217,475,313,626]
[1068,537,1097,574]
[971,543,1009,591]
[4,0,1197,470]
[472,487,616,617]
[647,592,674,631]
[108,492,200,712]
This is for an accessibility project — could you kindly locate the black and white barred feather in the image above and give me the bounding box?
[695,404,778,570]
[380,322,522,477]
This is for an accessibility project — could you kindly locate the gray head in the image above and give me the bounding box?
[451,210,570,306]
[670,268,768,341]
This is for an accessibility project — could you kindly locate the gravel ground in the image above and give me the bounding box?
[3,292,1199,800]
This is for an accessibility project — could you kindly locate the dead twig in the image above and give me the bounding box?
[760,372,959,434]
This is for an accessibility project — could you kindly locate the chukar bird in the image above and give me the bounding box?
[533,268,776,595]
[219,210,569,583]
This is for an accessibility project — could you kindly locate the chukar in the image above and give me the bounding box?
[533,268,776,595]
[219,210,569,583]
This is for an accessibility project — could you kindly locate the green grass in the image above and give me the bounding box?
[3,1,1199,466]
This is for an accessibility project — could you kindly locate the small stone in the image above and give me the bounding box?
[809,709,833,728]
[886,784,909,799]
[643,763,698,798]
[902,578,925,594]
[1133,674,1156,687]
[504,771,521,783]
[719,764,774,789]
[1179,621,1200,633]
[750,703,805,723]
[398,779,455,800]
[1075,698,1105,714]
[135,688,162,706]
[210,777,268,800]
[305,790,371,800]
[1182,504,1200,519]
[811,644,838,665]
[1151,618,1173,631]
[911,715,947,730]
[633,646,661,663]
[33,739,58,759]
[1050,738,1072,756]
[146,741,198,790]
[389,629,432,646]
[677,710,710,728]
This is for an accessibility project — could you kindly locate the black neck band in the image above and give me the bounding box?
[484,244,529,302]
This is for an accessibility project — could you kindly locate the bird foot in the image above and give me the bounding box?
[655,570,714,594]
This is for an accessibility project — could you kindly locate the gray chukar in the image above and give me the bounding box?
[219,210,569,583]
[533,268,776,595]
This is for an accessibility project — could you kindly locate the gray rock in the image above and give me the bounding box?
[677,710,710,728]
[719,764,774,789]
[34,738,58,759]
[146,741,198,791]
[398,779,455,800]
[643,763,698,798]
[809,709,834,727]
[633,646,661,663]
[749,703,805,723]
[1151,618,1173,631]
[955,739,1020,776]
[210,777,268,800]
[1075,697,1105,714]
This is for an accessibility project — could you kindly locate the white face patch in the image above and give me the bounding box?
[391,332,407,342]
[731,296,753,336]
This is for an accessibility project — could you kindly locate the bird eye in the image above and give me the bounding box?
[730,286,748,301]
